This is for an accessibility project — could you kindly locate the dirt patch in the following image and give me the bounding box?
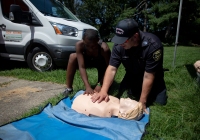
[0,81,11,87]
[0,86,42,102]
[0,76,65,126]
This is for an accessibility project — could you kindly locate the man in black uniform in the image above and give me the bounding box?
[91,19,167,113]
[63,29,111,96]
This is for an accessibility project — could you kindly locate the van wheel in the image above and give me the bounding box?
[27,47,54,72]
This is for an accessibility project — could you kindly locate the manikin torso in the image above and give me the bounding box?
[72,94,120,117]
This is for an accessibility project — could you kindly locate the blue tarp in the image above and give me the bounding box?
[0,90,149,140]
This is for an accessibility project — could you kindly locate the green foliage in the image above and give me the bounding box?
[140,0,200,45]
[179,0,200,44]
[60,0,200,44]
[59,0,78,14]
[146,1,179,45]
[194,18,200,25]
[75,0,124,40]
[114,7,137,25]
[143,46,200,139]
[148,12,178,30]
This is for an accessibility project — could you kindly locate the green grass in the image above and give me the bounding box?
[0,45,200,139]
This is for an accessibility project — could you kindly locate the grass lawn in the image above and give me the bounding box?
[0,44,200,139]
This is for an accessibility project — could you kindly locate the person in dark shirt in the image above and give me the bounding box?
[63,29,111,96]
[91,19,167,113]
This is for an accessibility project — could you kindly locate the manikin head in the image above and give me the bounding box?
[118,98,143,120]
[194,60,200,73]
[71,94,143,121]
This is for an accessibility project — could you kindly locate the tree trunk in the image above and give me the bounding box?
[143,2,147,32]
[165,24,171,38]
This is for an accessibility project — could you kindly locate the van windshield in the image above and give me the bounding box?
[30,0,79,21]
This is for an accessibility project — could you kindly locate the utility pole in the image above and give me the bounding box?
[173,0,183,67]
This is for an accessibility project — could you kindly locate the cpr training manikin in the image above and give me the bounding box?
[71,94,143,120]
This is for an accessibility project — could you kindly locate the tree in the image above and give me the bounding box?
[178,0,200,45]
[60,0,200,45]
[74,0,144,40]
[59,0,79,14]
[115,0,148,32]
[147,1,179,44]
[133,0,200,45]
[75,0,125,40]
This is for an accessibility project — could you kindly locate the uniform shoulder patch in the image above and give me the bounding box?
[153,49,162,61]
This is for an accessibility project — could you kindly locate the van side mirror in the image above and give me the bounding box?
[9,4,32,24]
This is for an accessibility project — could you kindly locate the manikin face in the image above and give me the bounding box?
[120,33,140,49]
[119,98,139,110]
[194,60,200,73]
[118,98,143,120]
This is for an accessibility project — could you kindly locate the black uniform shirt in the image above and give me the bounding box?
[110,30,166,94]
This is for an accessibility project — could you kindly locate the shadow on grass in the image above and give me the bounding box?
[185,64,197,79]
[0,58,28,71]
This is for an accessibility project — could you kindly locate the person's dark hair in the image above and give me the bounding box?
[83,29,99,41]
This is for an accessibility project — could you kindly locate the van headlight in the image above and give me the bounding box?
[50,22,78,37]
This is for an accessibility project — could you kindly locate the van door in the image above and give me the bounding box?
[0,0,32,61]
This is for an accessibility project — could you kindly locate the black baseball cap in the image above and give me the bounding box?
[111,18,139,44]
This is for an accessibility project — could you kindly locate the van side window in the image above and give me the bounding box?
[2,0,29,19]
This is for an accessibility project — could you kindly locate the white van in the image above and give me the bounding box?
[0,0,96,71]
